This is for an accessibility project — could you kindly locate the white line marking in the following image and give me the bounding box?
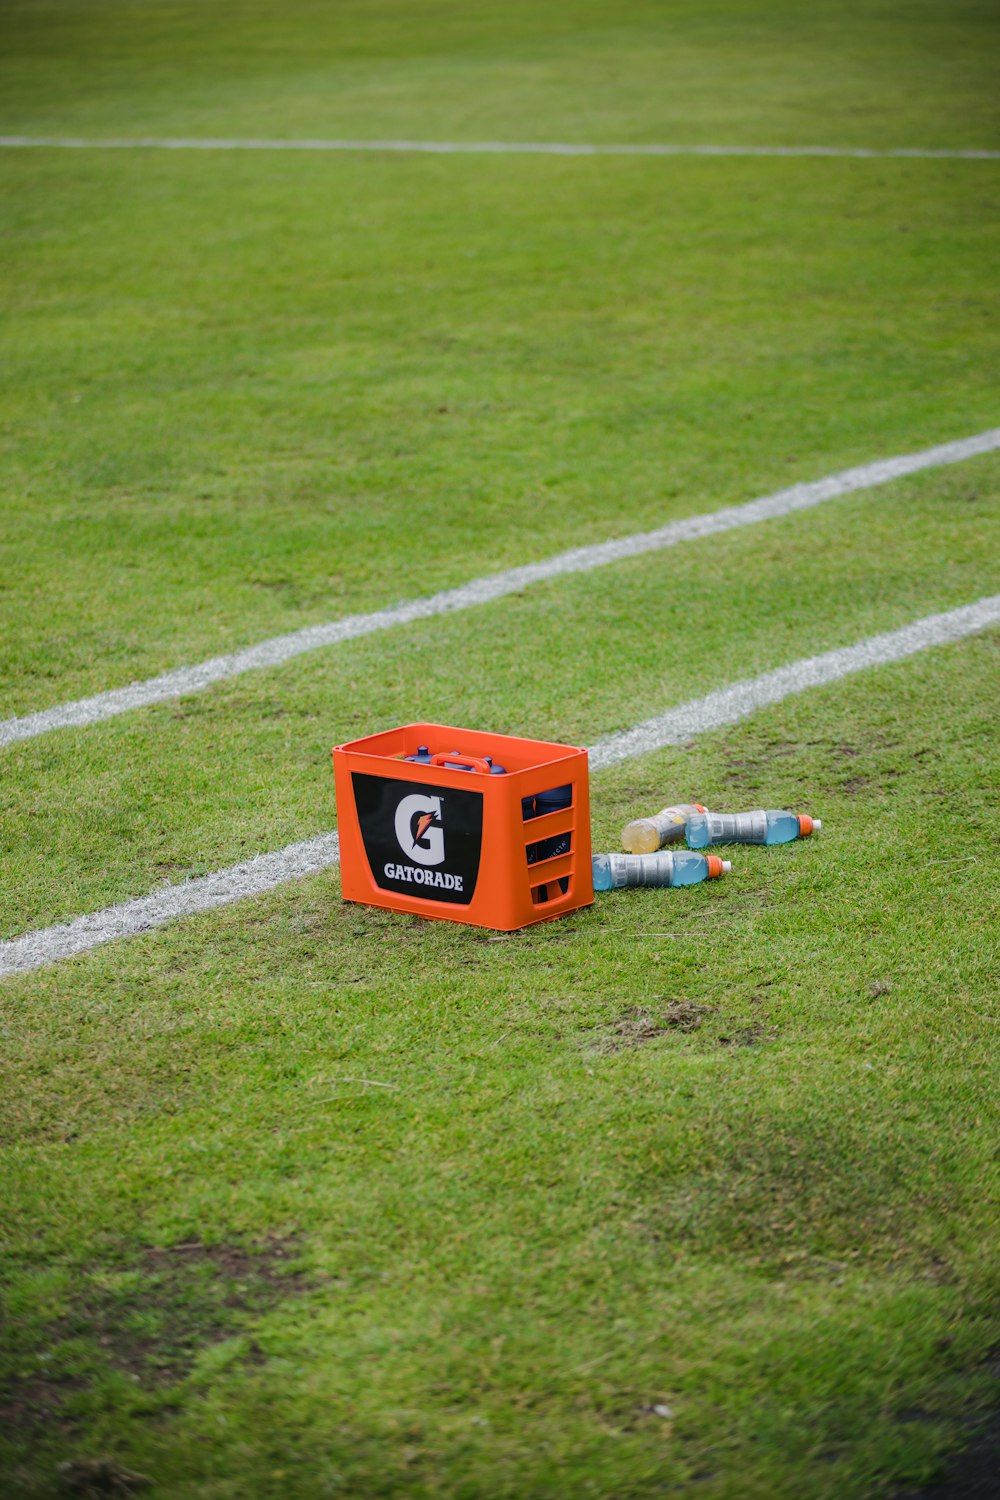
[1,136,998,160]
[4,427,1000,748]
[0,834,341,979]
[589,594,1000,768]
[2,594,997,979]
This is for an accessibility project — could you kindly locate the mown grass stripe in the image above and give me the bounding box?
[3,428,999,749]
[1,137,998,160]
[2,594,996,979]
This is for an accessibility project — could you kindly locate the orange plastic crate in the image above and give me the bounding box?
[332,722,593,930]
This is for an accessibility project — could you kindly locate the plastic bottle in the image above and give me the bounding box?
[535,784,572,819]
[592,850,731,891]
[685,810,821,848]
[621,803,706,854]
[530,785,573,861]
[527,784,573,895]
[404,745,434,764]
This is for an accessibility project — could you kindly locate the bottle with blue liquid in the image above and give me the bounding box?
[592,850,730,891]
[686,810,821,848]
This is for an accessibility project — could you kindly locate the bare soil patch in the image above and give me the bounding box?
[1,1237,315,1436]
[596,1002,717,1052]
[718,1022,778,1047]
[57,1456,151,1495]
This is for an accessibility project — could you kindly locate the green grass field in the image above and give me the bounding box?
[1,3,998,1496]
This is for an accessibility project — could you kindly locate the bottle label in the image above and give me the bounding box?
[704,812,768,844]
[526,832,572,866]
[609,852,675,888]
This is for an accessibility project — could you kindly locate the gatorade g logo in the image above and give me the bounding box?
[394,793,445,866]
[351,774,483,905]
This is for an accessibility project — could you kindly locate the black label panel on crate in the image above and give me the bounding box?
[351,774,483,905]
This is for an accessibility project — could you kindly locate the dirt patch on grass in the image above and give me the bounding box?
[716,737,804,791]
[717,734,907,796]
[90,1237,309,1380]
[892,1352,1000,1500]
[718,1022,777,1047]
[594,1003,778,1054]
[897,1427,1000,1499]
[57,1456,151,1495]
[139,1237,308,1293]
[0,1373,88,1437]
[596,1002,717,1052]
[2,1237,315,1435]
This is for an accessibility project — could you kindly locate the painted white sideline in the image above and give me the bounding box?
[1,137,998,160]
[2,593,997,979]
[588,594,1000,768]
[4,427,1000,750]
[0,834,342,980]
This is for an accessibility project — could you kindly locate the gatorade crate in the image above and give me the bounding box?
[332,722,593,930]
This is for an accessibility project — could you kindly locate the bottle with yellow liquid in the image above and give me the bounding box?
[620,803,705,854]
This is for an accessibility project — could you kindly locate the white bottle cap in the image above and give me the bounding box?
[813,819,822,831]
[722,860,732,873]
